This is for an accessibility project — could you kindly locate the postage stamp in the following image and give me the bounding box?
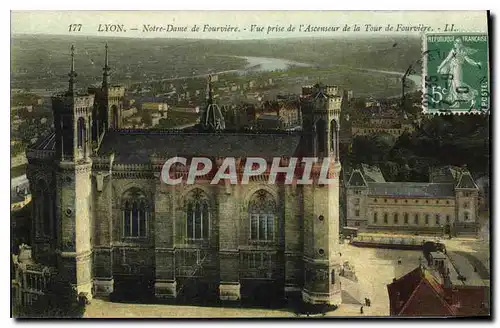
[422,33,490,115]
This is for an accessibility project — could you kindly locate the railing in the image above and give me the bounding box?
[175,249,212,278]
[13,265,55,307]
[239,268,274,280]
[177,266,205,278]
[239,251,277,280]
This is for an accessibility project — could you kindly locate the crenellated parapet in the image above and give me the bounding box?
[107,85,125,98]
[52,93,95,113]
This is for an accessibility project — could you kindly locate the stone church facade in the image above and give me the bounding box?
[22,45,344,306]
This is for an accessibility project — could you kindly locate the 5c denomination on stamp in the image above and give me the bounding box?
[422,33,490,115]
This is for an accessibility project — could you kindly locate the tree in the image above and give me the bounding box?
[141,110,153,126]
[381,161,399,182]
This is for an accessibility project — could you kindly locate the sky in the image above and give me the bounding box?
[11,11,488,40]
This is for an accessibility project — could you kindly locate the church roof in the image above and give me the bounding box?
[368,182,455,198]
[98,130,301,164]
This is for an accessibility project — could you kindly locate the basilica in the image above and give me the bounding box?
[17,45,344,306]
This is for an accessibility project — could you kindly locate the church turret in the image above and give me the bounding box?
[200,75,225,131]
[89,44,125,141]
[52,45,94,162]
[50,45,94,300]
[300,83,343,306]
[300,83,342,161]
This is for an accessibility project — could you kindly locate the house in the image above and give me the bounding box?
[387,252,489,317]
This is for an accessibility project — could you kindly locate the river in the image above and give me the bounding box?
[231,56,422,95]
[161,55,421,93]
[236,56,421,90]
[223,55,313,73]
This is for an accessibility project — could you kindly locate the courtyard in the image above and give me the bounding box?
[83,235,489,318]
[84,241,448,318]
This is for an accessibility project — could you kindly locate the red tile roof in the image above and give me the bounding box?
[387,266,489,317]
[388,266,454,316]
[451,286,490,316]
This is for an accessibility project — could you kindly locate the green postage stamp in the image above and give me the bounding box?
[422,33,490,114]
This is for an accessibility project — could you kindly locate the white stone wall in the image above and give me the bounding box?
[345,191,464,232]
[366,196,456,229]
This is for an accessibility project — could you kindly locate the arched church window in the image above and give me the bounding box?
[330,119,338,152]
[36,180,51,237]
[316,119,327,154]
[249,190,276,241]
[111,105,119,129]
[185,189,210,240]
[122,188,148,238]
[77,117,85,148]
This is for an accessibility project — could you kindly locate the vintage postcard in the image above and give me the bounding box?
[10,11,490,318]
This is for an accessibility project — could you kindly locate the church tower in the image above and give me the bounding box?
[300,84,342,306]
[51,45,94,299]
[90,44,125,141]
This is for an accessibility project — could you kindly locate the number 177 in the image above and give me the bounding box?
[68,24,82,32]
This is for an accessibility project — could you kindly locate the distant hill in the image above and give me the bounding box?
[11,34,421,91]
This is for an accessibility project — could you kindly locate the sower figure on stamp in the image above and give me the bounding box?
[437,38,481,108]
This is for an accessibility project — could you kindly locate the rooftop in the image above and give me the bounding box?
[368,182,455,198]
[98,129,301,164]
[430,252,447,260]
[387,266,455,316]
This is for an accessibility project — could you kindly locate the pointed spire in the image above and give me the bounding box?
[105,43,109,68]
[102,43,110,88]
[68,45,77,94]
[206,74,214,105]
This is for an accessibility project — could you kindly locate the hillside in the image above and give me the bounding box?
[11,34,421,91]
